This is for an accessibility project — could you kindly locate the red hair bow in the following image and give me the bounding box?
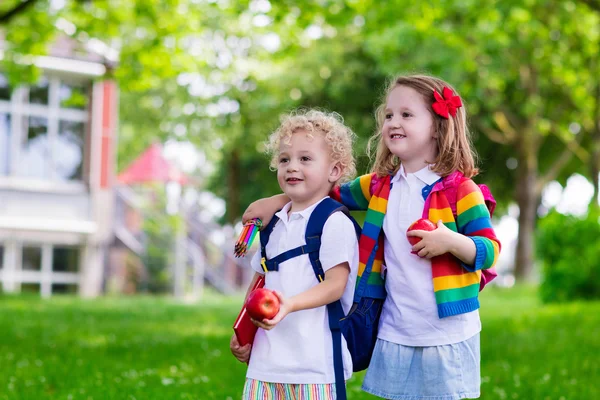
[432,87,462,119]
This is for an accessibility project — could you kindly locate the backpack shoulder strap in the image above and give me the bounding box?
[442,176,496,218]
[305,198,355,280]
[305,197,352,400]
[478,184,496,216]
[258,214,281,273]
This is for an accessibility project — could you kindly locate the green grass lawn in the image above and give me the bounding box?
[0,287,598,399]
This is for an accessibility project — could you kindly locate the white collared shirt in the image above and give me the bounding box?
[247,197,359,384]
[378,165,481,346]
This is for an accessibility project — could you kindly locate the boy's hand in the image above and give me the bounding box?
[230,334,252,363]
[407,220,457,259]
[251,291,291,331]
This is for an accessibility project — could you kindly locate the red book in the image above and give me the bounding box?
[233,275,265,347]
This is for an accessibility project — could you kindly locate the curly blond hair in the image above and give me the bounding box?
[368,74,479,178]
[266,109,356,184]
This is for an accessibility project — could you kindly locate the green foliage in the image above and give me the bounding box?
[536,210,600,303]
[4,1,600,279]
[4,1,598,212]
[0,287,598,399]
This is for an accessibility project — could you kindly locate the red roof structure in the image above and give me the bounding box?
[117,143,189,185]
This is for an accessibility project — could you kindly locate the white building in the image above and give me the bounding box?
[0,38,118,297]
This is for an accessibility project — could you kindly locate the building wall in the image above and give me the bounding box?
[0,60,117,297]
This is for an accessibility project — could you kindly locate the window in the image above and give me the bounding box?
[52,246,80,273]
[0,72,90,182]
[22,246,42,271]
[60,82,88,110]
[0,113,9,175]
[29,77,49,105]
[0,74,11,176]
[22,116,51,179]
[21,283,41,293]
[0,73,10,101]
[52,284,78,294]
[57,121,85,181]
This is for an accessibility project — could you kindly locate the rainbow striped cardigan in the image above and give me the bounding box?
[332,171,501,318]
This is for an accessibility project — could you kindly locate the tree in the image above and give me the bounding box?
[354,0,598,281]
[4,0,598,281]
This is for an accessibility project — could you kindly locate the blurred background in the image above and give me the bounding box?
[0,0,598,399]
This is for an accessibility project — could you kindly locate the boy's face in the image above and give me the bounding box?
[276,130,340,211]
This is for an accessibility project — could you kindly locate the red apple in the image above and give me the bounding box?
[406,218,437,253]
[245,288,280,320]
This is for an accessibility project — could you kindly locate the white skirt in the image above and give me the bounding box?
[362,334,481,400]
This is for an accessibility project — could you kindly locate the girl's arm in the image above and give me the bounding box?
[409,180,501,269]
[242,172,375,225]
[452,179,501,270]
[242,194,289,225]
[251,263,349,330]
[330,173,375,211]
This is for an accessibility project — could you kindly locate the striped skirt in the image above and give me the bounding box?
[242,378,336,400]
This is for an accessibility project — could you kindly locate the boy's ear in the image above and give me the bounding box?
[328,162,343,183]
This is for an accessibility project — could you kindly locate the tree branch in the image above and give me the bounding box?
[480,125,512,145]
[578,0,600,12]
[536,131,588,195]
[492,111,517,142]
[0,0,39,24]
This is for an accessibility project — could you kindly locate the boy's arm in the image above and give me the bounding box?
[454,179,501,271]
[286,264,349,310]
[254,212,357,330]
[330,173,374,211]
[252,264,349,330]
[242,194,289,225]
[243,272,264,300]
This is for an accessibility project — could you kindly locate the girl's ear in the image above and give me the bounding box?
[328,162,343,183]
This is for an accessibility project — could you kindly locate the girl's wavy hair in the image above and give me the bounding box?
[266,109,357,184]
[368,74,479,178]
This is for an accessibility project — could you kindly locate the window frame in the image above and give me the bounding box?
[0,73,91,188]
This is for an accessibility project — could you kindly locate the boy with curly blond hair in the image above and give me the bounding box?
[230,109,359,399]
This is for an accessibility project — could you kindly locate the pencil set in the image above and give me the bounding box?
[234,218,262,257]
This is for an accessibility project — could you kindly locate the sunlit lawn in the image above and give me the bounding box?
[0,286,598,400]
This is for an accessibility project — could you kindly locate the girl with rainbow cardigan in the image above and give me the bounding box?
[244,74,500,400]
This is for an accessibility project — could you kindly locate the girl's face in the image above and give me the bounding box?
[382,85,438,173]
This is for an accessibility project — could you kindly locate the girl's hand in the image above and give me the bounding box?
[229,334,252,363]
[242,198,275,226]
[242,195,289,226]
[251,291,291,331]
[407,220,457,259]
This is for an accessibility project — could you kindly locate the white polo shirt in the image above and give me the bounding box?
[247,197,359,384]
[378,165,481,346]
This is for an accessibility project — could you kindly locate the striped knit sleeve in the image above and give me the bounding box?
[330,173,373,211]
[455,179,501,271]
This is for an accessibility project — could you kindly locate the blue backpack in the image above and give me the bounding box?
[259,198,385,400]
